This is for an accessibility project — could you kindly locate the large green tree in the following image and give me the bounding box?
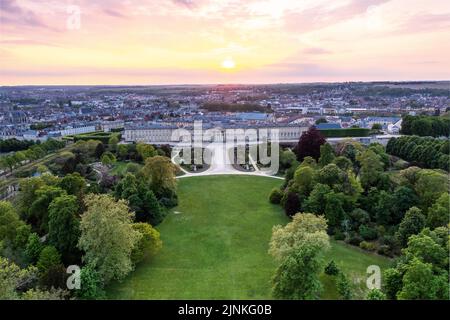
[426,193,449,229]
[28,186,67,234]
[396,207,426,246]
[47,195,80,263]
[357,149,384,190]
[269,213,329,262]
[318,143,335,167]
[58,172,86,201]
[272,243,326,300]
[78,194,141,283]
[141,156,177,198]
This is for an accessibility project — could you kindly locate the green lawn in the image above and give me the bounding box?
[107,175,392,300]
[321,241,392,299]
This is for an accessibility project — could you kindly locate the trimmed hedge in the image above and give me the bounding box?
[319,128,371,138]
[72,133,121,144]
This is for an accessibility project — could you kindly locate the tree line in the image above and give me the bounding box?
[0,139,65,174]
[400,115,450,137]
[0,138,36,153]
[387,136,449,171]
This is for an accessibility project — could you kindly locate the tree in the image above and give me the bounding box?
[427,193,449,229]
[336,272,352,300]
[28,186,67,234]
[318,143,335,167]
[140,189,165,225]
[47,195,80,263]
[17,177,45,215]
[108,134,119,152]
[114,173,138,199]
[366,289,386,300]
[25,233,43,264]
[141,156,177,196]
[37,246,61,273]
[324,192,346,230]
[78,194,141,283]
[94,142,105,159]
[390,186,419,224]
[324,260,340,276]
[76,264,105,300]
[269,188,283,204]
[58,172,86,201]
[101,151,116,167]
[402,229,448,270]
[269,213,329,261]
[272,243,325,300]
[294,126,326,161]
[0,257,38,300]
[396,207,426,246]
[373,190,395,225]
[397,258,443,300]
[333,156,353,171]
[131,223,162,264]
[115,173,165,225]
[293,165,315,197]
[299,156,318,169]
[383,268,403,300]
[0,201,24,245]
[414,170,449,208]
[283,192,301,217]
[303,183,330,215]
[0,156,11,172]
[316,163,342,187]
[136,143,157,161]
[279,149,297,171]
[357,149,383,190]
[117,144,129,161]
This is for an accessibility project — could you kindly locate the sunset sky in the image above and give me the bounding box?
[1,0,449,85]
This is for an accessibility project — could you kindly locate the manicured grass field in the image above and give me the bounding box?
[107,175,391,300]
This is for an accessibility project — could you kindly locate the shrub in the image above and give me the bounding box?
[269,188,283,204]
[377,244,393,257]
[359,241,376,251]
[366,289,386,300]
[324,260,340,276]
[359,224,378,241]
[347,232,363,246]
[77,264,105,300]
[336,272,353,300]
[333,230,345,241]
[131,223,162,265]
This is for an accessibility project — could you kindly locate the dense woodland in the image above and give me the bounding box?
[269,126,449,299]
[0,137,177,299]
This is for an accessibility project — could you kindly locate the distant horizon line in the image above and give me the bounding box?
[1,80,449,88]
